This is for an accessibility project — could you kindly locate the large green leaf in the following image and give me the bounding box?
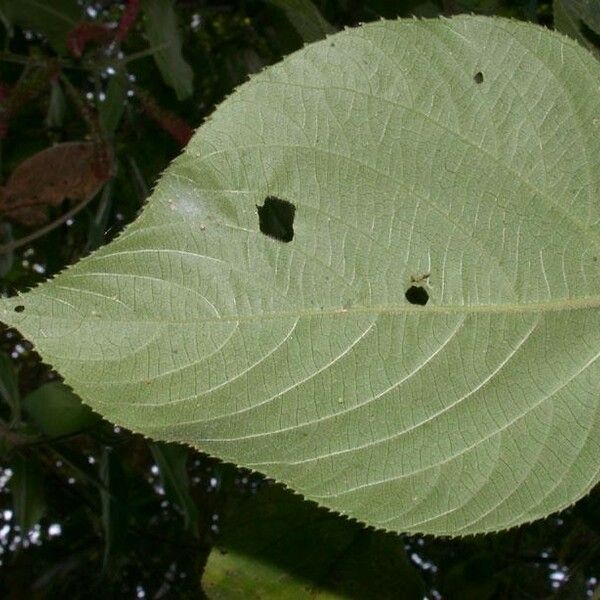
[1,16,599,536]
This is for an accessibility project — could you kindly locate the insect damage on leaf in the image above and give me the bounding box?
[257,196,296,242]
[405,286,429,306]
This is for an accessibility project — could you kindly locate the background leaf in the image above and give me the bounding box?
[202,485,425,599]
[142,0,194,101]
[149,441,199,536]
[0,350,19,423]
[1,16,600,537]
[99,446,129,567]
[554,0,600,55]
[45,81,67,130]
[265,0,336,42]
[0,142,110,227]
[22,382,97,438]
[0,223,14,278]
[98,70,129,137]
[563,0,600,35]
[0,0,81,55]
[8,453,46,533]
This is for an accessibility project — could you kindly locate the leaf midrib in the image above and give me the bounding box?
[4,293,600,328]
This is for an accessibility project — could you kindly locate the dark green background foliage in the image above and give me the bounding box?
[0,1,598,598]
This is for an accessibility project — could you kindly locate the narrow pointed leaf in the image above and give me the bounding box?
[554,0,600,55]
[100,447,128,566]
[8,454,46,533]
[0,16,599,536]
[0,351,19,422]
[149,441,199,535]
[98,70,128,136]
[142,0,194,100]
[265,0,335,42]
[564,0,600,36]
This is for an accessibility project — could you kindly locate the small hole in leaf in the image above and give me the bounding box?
[14,305,25,313]
[405,286,429,306]
[474,72,484,84]
[257,197,295,243]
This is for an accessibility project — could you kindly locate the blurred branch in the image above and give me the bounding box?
[0,51,79,69]
[121,42,170,64]
[0,419,26,446]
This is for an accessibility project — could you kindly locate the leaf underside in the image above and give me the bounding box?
[2,16,599,536]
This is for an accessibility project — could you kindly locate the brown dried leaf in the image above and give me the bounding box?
[0,142,110,227]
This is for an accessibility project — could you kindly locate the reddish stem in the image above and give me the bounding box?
[67,22,113,58]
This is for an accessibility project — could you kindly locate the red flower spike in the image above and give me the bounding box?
[67,22,113,58]
[137,90,193,147]
[116,0,141,42]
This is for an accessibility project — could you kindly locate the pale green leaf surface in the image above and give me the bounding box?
[1,16,600,536]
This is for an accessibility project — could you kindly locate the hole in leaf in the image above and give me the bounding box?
[474,72,484,84]
[257,197,295,243]
[405,286,429,306]
[14,305,25,313]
